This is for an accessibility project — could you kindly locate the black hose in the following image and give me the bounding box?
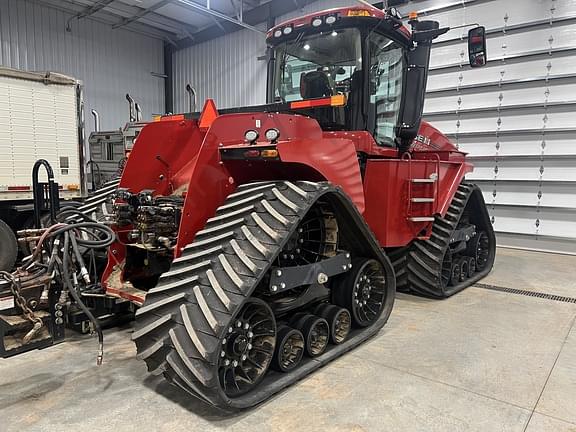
[62,232,104,365]
[49,222,115,248]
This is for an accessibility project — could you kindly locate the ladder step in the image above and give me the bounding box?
[411,197,435,203]
[411,178,436,183]
[409,217,435,222]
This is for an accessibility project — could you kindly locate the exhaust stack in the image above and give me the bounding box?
[135,102,143,122]
[186,84,197,112]
[91,109,100,132]
[126,93,136,122]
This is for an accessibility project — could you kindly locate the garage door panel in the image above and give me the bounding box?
[455,132,575,156]
[427,106,576,134]
[427,54,575,90]
[470,158,576,181]
[424,80,576,113]
[536,209,576,238]
[491,209,537,235]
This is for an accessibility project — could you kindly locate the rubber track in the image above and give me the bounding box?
[75,178,120,221]
[405,182,494,298]
[133,181,362,408]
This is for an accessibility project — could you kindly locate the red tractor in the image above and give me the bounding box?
[102,5,495,409]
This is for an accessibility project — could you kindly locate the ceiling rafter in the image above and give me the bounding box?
[175,0,264,34]
[113,0,176,30]
[31,0,177,40]
[174,0,318,50]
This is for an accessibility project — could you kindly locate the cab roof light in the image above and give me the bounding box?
[325,14,337,25]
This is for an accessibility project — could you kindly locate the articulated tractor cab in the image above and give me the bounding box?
[102,5,495,409]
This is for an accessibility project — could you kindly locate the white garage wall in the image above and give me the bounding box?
[417,0,576,254]
[0,0,165,136]
[170,0,576,253]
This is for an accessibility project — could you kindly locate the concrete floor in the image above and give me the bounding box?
[1,248,575,432]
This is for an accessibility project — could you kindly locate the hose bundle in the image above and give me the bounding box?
[12,207,115,364]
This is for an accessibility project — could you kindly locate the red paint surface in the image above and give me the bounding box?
[267,6,411,43]
[103,107,471,293]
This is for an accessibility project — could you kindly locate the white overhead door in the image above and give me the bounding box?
[401,0,576,254]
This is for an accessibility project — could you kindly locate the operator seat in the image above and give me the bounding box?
[300,70,333,99]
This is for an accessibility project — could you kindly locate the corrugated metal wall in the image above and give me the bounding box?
[171,0,576,253]
[0,0,165,135]
[172,24,268,112]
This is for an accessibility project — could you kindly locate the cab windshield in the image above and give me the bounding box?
[273,28,362,103]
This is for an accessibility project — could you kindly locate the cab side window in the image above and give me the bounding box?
[368,35,404,147]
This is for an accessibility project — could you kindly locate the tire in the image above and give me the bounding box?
[0,219,17,272]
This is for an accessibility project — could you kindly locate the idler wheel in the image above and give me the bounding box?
[314,304,351,345]
[272,325,305,372]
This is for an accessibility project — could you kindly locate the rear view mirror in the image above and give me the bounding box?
[468,26,487,67]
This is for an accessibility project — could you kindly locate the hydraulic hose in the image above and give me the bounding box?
[12,206,115,364]
[62,232,104,365]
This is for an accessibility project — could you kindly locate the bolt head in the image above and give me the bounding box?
[247,332,253,338]
[247,343,253,350]
[244,323,250,330]
[346,253,351,259]
[271,285,278,292]
[233,360,239,367]
[241,354,247,361]
[280,282,286,289]
[236,320,242,327]
[348,263,352,269]
[276,270,282,277]
[342,265,348,271]
[221,351,226,357]
[224,359,230,366]
[222,338,227,345]
[228,327,233,333]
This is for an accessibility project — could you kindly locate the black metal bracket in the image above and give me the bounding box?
[450,224,476,244]
[269,252,351,294]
